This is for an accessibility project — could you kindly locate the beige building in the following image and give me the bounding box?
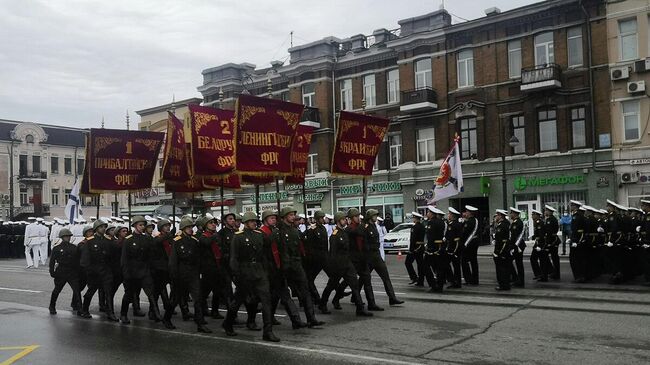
[607,0,650,204]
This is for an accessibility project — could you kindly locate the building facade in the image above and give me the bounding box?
[606,0,650,206]
[194,0,616,230]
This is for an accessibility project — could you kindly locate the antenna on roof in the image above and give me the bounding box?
[125,110,130,131]
[101,116,105,128]
[290,31,294,47]
[440,0,445,10]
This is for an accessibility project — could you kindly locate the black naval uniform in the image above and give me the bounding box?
[603,212,622,280]
[569,210,587,282]
[405,220,425,284]
[49,241,81,313]
[509,217,525,287]
[546,214,561,280]
[493,218,511,290]
[445,217,463,288]
[425,216,447,292]
[529,217,544,279]
[303,223,330,304]
[120,232,161,322]
[79,234,116,319]
[641,211,650,282]
[461,216,480,285]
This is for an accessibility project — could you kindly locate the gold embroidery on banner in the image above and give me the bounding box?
[367,125,387,140]
[135,138,161,152]
[304,133,313,145]
[193,111,217,133]
[276,110,300,130]
[93,137,120,154]
[239,106,265,129]
[340,120,359,134]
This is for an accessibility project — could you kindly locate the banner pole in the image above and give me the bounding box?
[220,181,225,219]
[128,192,132,224]
[302,181,307,217]
[113,193,118,217]
[171,191,176,232]
[191,193,195,217]
[96,194,100,219]
[275,178,281,213]
[255,185,260,218]
[362,177,367,214]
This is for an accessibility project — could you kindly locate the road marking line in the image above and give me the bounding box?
[0,287,42,293]
[0,345,39,365]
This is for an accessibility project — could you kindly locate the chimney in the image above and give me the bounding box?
[484,7,501,16]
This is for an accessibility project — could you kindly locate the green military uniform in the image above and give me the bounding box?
[303,211,330,304]
[48,228,81,315]
[363,209,402,304]
[79,220,117,321]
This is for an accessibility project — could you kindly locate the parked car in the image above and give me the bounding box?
[382,222,413,253]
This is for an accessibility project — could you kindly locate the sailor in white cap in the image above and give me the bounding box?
[568,199,588,282]
[445,207,463,288]
[424,206,447,292]
[23,217,40,268]
[461,205,480,285]
[50,218,63,248]
[493,208,511,290]
[406,212,425,285]
[71,218,85,245]
[543,204,561,280]
[529,209,547,281]
[508,207,526,287]
[35,217,50,265]
[640,200,650,282]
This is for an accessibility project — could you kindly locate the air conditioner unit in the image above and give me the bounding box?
[610,66,629,80]
[1,194,9,202]
[627,80,646,93]
[634,58,650,73]
[621,172,638,184]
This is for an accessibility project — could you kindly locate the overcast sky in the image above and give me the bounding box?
[0,0,533,129]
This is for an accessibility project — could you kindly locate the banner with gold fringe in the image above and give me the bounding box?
[161,111,191,182]
[188,104,235,177]
[285,124,315,184]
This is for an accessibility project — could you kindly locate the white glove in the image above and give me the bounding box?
[535,246,541,252]
[491,240,496,246]
[606,242,614,247]
[492,253,498,258]
[636,226,641,233]
[459,218,465,223]
[566,239,571,244]
[571,243,577,248]
[643,244,649,249]
[597,227,604,233]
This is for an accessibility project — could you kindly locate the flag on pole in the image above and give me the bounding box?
[429,136,463,203]
[64,180,81,223]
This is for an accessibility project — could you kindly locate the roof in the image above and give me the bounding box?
[0,119,87,147]
[134,97,203,116]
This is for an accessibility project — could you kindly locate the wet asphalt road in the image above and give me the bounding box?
[1,251,650,364]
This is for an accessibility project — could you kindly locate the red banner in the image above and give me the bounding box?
[331,111,389,176]
[161,112,190,182]
[285,124,315,184]
[87,128,164,192]
[234,94,303,177]
[204,174,241,190]
[188,104,235,177]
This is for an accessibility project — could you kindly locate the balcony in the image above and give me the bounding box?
[18,171,47,181]
[400,88,438,113]
[520,64,562,92]
[300,106,320,128]
[13,204,50,219]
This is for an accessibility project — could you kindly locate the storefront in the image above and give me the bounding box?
[617,158,650,206]
[336,181,404,223]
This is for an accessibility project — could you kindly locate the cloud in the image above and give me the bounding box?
[0,0,532,129]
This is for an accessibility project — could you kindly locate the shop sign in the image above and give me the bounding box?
[371,181,401,193]
[286,178,329,191]
[596,176,609,188]
[205,199,236,207]
[340,184,362,195]
[243,202,293,213]
[413,189,434,201]
[250,191,289,203]
[630,158,650,165]
[133,188,159,199]
[296,193,324,203]
[514,175,585,191]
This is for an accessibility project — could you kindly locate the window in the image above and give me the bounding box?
[389,134,402,168]
[387,69,400,103]
[567,27,583,67]
[32,155,41,173]
[571,107,587,148]
[534,32,555,65]
[622,100,640,141]
[20,188,28,206]
[414,59,432,89]
[511,115,526,154]
[64,157,72,175]
[538,109,558,151]
[50,156,59,174]
[618,18,638,61]
[25,134,34,144]
[457,49,474,88]
[307,153,318,175]
[77,159,84,175]
[460,117,477,159]
[51,188,59,206]
[19,154,27,176]
[508,40,522,78]
[417,128,436,163]
[302,83,315,107]
[340,79,352,111]
[64,189,71,202]
[362,74,376,107]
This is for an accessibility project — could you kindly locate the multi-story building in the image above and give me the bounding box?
[197,0,616,232]
[606,0,650,205]
[0,119,119,220]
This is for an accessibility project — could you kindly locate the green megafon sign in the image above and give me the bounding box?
[514,175,585,191]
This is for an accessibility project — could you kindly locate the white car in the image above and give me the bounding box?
[382,222,413,253]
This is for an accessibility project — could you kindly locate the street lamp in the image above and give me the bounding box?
[501,133,519,210]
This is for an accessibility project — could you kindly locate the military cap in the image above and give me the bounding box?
[130,215,147,226]
[279,206,297,218]
[334,211,346,222]
[313,211,325,219]
[157,219,171,232]
[262,210,278,221]
[58,228,73,238]
[93,219,108,230]
[242,211,258,223]
[347,208,360,218]
[179,217,194,230]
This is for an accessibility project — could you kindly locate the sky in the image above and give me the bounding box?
[0,0,533,129]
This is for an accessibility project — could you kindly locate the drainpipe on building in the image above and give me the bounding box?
[329,178,337,214]
[581,1,614,174]
[331,56,338,136]
[8,141,15,220]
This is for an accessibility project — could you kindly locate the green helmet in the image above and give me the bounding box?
[82,225,94,236]
[201,216,215,229]
[179,217,195,230]
[93,219,108,230]
[131,215,146,226]
[261,210,277,221]
[313,211,325,220]
[242,211,258,223]
[58,228,73,238]
[222,213,236,222]
[157,219,171,232]
[365,209,379,219]
[234,213,243,221]
[279,206,297,218]
[347,208,360,218]
[334,211,346,222]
